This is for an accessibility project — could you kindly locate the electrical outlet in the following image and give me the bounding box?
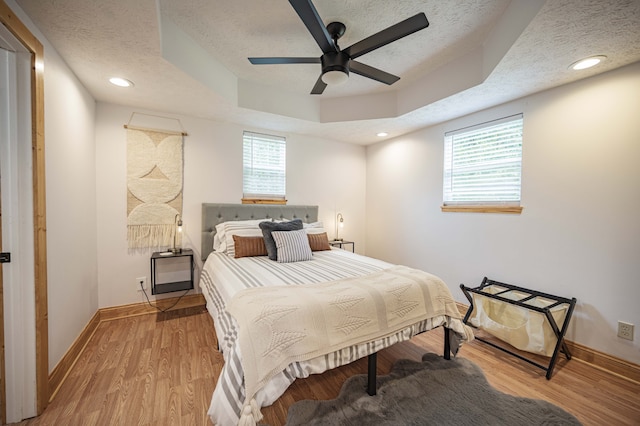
[617,321,634,341]
[136,276,147,292]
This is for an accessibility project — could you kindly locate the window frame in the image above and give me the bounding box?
[441,114,524,214]
[242,131,287,204]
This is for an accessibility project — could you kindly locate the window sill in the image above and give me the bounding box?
[241,198,287,205]
[441,205,523,214]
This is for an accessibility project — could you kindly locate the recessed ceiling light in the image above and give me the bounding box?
[570,55,607,71]
[377,132,388,137]
[109,77,134,87]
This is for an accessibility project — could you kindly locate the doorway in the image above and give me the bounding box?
[1,32,37,422]
[0,1,48,422]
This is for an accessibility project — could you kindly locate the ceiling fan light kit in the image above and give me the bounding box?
[322,70,349,85]
[248,0,429,95]
[320,51,350,85]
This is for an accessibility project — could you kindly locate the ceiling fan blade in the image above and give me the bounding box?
[289,0,336,54]
[249,57,320,65]
[344,13,429,60]
[310,75,327,95]
[350,61,400,85]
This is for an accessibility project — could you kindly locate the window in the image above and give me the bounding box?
[243,131,286,202]
[442,114,523,213]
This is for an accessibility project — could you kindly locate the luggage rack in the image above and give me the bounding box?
[460,278,576,379]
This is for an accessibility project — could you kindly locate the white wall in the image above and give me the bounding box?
[5,0,99,373]
[44,47,98,371]
[95,102,367,309]
[366,62,640,364]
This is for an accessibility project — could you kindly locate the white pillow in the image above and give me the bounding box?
[213,231,223,252]
[213,219,270,254]
[272,229,313,263]
[303,221,327,235]
[303,221,323,228]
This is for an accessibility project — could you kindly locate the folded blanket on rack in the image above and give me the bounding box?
[226,265,471,426]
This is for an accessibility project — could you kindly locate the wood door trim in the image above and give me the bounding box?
[0,0,48,415]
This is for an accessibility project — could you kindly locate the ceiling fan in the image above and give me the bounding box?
[248,0,429,95]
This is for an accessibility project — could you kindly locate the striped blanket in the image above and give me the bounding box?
[199,250,473,426]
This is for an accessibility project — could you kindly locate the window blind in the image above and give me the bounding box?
[443,114,523,205]
[243,131,286,199]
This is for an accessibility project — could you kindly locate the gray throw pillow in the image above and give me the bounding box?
[259,219,304,260]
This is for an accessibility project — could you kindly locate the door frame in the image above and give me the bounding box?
[0,164,5,424]
[0,0,48,417]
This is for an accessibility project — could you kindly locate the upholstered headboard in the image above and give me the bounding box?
[201,203,319,261]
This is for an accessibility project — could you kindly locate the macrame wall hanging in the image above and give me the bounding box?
[125,113,187,250]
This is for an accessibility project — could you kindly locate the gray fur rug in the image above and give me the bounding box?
[285,353,581,425]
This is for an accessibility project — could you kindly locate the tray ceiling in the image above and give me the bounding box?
[15,0,640,144]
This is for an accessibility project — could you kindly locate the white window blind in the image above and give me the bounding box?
[443,114,523,205]
[243,131,286,199]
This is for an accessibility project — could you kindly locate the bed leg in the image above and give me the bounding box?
[367,353,377,396]
[444,327,451,360]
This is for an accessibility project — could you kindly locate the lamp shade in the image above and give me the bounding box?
[335,213,344,241]
[322,70,349,85]
[171,214,183,253]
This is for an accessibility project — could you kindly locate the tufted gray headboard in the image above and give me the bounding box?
[201,203,319,261]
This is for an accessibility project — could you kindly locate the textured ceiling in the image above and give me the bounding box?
[15,0,640,145]
[161,0,508,96]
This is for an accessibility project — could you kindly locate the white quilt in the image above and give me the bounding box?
[199,249,473,426]
[227,265,471,425]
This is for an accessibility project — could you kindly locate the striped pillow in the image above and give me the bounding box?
[272,229,313,263]
[215,219,270,257]
[232,235,268,258]
[259,219,304,260]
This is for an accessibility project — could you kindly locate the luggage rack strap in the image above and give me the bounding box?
[481,279,574,305]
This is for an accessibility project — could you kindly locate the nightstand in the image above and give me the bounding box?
[329,240,355,253]
[150,249,194,295]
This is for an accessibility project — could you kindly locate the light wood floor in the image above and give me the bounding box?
[14,308,640,426]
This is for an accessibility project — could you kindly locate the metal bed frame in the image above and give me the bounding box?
[201,202,453,395]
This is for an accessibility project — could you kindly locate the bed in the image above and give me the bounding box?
[199,203,473,426]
